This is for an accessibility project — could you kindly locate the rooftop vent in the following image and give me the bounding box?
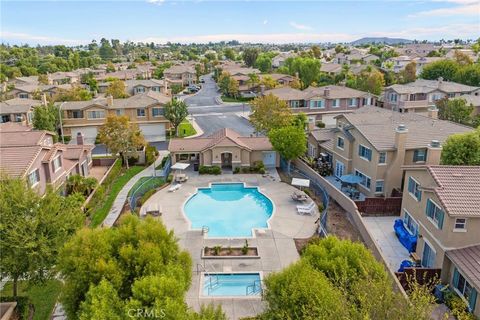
[397,124,407,132]
[430,140,441,148]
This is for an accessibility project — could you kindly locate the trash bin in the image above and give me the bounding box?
[193,163,199,171]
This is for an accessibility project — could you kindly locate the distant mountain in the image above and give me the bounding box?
[351,37,413,45]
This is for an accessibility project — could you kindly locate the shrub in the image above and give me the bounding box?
[213,246,222,256]
[126,155,139,166]
[145,145,158,165]
[444,291,476,320]
[166,174,173,183]
[233,167,240,174]
[242,240,249,255]
[199,165,221,175]
[316,121,326,128]
[241,167,250,173]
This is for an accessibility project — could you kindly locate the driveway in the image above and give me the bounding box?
[184,74,220,107]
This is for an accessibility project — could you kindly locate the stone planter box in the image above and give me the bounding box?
[202,247,260,259]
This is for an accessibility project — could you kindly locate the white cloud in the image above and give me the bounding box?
[0,31,87,45]
[263,20,268,25]
[289,21,313,31]
[409,1,480,17]
[147,0,165,5]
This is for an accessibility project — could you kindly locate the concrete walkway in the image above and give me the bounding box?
[102,151,169,227]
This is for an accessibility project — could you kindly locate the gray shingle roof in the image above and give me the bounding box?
[446,245,480,289]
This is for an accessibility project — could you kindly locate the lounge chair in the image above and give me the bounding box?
[291,191,308,202]
[297,202,316,215]
[168,184,182,192]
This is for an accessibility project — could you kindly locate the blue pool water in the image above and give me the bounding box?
[202,273,262,296]
[184,183,273,237]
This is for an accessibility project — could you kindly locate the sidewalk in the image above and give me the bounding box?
[102,151,169,228]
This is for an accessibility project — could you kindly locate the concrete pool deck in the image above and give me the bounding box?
[142,169,319,320]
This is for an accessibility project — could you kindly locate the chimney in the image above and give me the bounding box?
[324,87,330,97]
[164,80,168,95]
[437,77,443,89]
[427,106,438,119]
[107,95,113,107]
[395,124,408,151]
[41,93,48,106]
[76,132,84,145]
[384,124,408,196]
[426,140,442,165]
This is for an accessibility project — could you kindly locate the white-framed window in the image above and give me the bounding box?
[354,169,371,190]
[337,136,345,150]
[71,110,84,119]
[358,144,372,161]
[413,149,427,162]
[348,98,357,107]
[310,100,324,109]
[152,86,160,92]
[389,93,398,102]
[375,180,384,193]
[407,176,422,201]
[426,199,444,229]
[307,143,316,158]
[87,110,105,119]
[135,86,146,93]
[115,109,124,116]
[19,93,29,99]
[454,218,467,231]
[137,108,146,117]
[290,100,300,108]
[152,107,164,117]
[363,97,372,106]
[14,114,23,122]
[332,99,340,107]
[378,152,387,164]
[28,169,40,187]
[403,209,419,235]
[52,155,62,172]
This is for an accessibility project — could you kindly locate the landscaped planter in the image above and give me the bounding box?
[202,247,260,259]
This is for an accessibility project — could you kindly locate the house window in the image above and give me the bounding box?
[14,114,23,122]
[454,218,467,231]
[354,169,371,190]
[337,137,345,150]
[403,210,419,235]
[413,149,427,162]
[408,177,422,201]
[375,180,384,193]
[348,98,357,107]
[152,86,160,92]
[115,109,124,116]
[135,87,146,93]
[52,155,62,172]
[87,110,105,119]
[332,99,340,107]
[28,169,40,187]
[152,107,164,117]
[426,199,444,229]
[310,100,324,108]
[363,97,372,106]
[19,93,29,99]
[389,93,398,102]
[137,108,146,117]
[358,145,372,161]
[379,152,387,164]
[422,241,436,268]
[453,268,477,312]
[71,110,84,119]
[290,100,300,108]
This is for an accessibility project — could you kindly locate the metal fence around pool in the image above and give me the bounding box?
[280,157,329,236]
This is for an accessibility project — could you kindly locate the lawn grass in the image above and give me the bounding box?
[177,120,197,138]
[221,95,253,103]
[0,280,62,320]
[90,165,144,227]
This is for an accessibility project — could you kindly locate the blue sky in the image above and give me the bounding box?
[1,0,479,45]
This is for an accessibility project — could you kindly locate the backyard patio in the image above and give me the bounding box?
[324,175,367,201]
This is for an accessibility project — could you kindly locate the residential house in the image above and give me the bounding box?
[307,106,472,198]
[262,73,296,86]
[60,91,171,143]
[265,85,376,128]
[395,43,437,58]
[0,98,45,125]
[384,78,480,114]
[335,52,379,65]
[168,128,279,170]
[320,63,343,76]
[49,71,80,85]
[164,64,196,86]
[272,52,297,68]
[383,56,444,75]
[0,123,93,195]
[445,49,479,62]
[400,166,480,316]
[8,84,74,99]
[124,79,168,96]
[223,66,261,92]
[10,76,39,86]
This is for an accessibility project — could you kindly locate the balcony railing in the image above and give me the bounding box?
[398,100,430,109]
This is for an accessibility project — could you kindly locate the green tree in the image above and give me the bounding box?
[260,75,277,90]
[164,98,189,136]
[436,98,474,126]
[441,128,480,165]
[401,61,416,83]
[247,73,260,89]
[348,67,385,95]
[105,79,129,99]
[420,60,460,82]
[311,45,322,59]
[292,112,308,130]
[255,53,272,73]
[284,57,321,88]
[268,126,306,172]
[250,94,293,134]
[98,115,146,168]
[99,38,115,61]
[33,102,59,132]
[223,48,236,60]
[170,83,184,95]
[0,176,83,297]
[58,216,194,319]
[454,63,480,87]
[153,62,173,79]
[242,48,259,67]
[53,86,93,102]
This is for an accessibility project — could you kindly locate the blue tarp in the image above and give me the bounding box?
[339,174,363,184]
[398,259,413,272]
[394,219,417,253]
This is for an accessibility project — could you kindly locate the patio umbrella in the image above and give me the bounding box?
[171,163,190,180]
[291,178,310,190]
[339,174,363,184]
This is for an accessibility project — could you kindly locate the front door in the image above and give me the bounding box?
[422,241,436,268]
[221,153,232,168]
[335,160,345,178]
[263,151,276,168]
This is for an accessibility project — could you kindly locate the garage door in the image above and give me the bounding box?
[139,123,166,142]
[263,151,277,168]
[70,126,98,144]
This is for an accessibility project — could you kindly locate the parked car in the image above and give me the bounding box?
[200,79,205,83]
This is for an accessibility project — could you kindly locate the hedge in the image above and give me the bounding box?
[199,165,221,175]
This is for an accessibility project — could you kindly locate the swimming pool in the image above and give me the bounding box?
[184,183,273,237]
[202,273,262,297]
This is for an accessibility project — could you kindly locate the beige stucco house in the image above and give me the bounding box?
[307,106,472,198]
[400,166,480,317]
[164,64,196,86]
[168,128,279,170]
[0,98,45,126]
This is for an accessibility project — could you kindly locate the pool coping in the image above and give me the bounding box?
[198,271,264,299]
[181,182,276,239]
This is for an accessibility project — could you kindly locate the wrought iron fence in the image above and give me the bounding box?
[280,157,329,236]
